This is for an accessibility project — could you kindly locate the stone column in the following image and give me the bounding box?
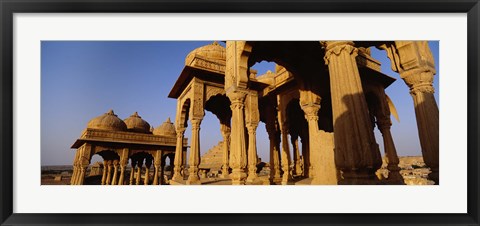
[220,124,231,179]
[245,92,260,184]
[300,134,310,178]
[291,135,303,176]
[381,41,438,184]
[187,118,202,185]
[159,160,164,185]
[153,151,162,185]
[171,127,186,182]
[135,158,143,185]
[153,164,160,185]
[129,159,136,185]
[279,122,292,185]
[118,164,126,185]
[376,117,403,183]
[403,70,439,184]
[300,103,321,182]
[105,160,113,185]
[111,159,119,185]
[227,91,248,185]
[70,150,80,185]
[266,123,282,184]
[72,144,92,185]
[118,149,129,185]
[246,122,259,184]
[144,157,152,185]
[101,160,108,185]
[77,167,88,185]
[323,41,382,184]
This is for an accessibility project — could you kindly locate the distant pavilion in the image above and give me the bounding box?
[70,110,187,185]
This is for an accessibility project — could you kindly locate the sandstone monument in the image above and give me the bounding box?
[69,41,438,186]
[70,112,186,185]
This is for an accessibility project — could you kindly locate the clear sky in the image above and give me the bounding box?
[41,41,439,166]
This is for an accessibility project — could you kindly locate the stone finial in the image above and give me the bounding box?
[106,109,115,116]
[212,41,219,46]
[166,117,171,123]
[131,112,141,118]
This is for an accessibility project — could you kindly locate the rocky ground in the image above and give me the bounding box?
[41,156,435,185]
[376,156,435,185]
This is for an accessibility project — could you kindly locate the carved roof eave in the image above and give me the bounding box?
[356,50,382,72]
[168,65,225,99]
[71,128,188,149]
[359,67,396,88]
[169,65,270,99]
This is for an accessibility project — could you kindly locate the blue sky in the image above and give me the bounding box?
[41,41,439,166]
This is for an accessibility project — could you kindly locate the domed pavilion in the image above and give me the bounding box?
[166,41,432,186]
[70,110,187,185]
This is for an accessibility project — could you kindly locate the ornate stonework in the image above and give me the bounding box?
[71,41,438,186]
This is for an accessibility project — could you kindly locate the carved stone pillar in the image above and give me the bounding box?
[118,148,129,185]
[105,160,113,185]
[78,167,88,185]
[266,123,282,184]
[70,151,80,185]
[72,144,92,185]
[187,118,202,185]
[403,70,439,184]
[135,158,143,185]
[118,164,126,185]
[220,124,231,179]
[245,92,260,184]
[227,91,248,185]
[301,103,321,184]
[377,118,403,184]
[381,41,438,184]
[111,159,119,185]
[144,157,152,185]
[152,163,159,185]
[172,127,186,182]
[153,152,161,185]
[279,122,292,185]
[323,41,382,184]
[101,160,108,185]
[300,134,310,178]
[291,135,303,177]
[246,123,259,184]
[129,159,136,185]
[159,160,164,185]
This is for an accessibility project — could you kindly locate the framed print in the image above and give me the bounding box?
[1,0,479,225]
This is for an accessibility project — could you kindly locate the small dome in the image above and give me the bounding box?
[87,109,128,131]
[124,112,151,133]
[185,41,226,65]
[153,118,177,137]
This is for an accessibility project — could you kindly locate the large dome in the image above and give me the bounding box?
[185,41,226,65]
[87,110,128,132]
[124,112,151,133]
[153,118,177,137]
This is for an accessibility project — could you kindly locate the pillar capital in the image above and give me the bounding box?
[402,70,435,95]
[246,122,258,132]
[227,90,247,108]
[190,118,202,129]
[220,125,231,137]
[301,103,320,121]
[176,127,186,136]
[323,41,358,65]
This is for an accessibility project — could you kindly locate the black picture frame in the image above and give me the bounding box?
[1,1,479,225]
